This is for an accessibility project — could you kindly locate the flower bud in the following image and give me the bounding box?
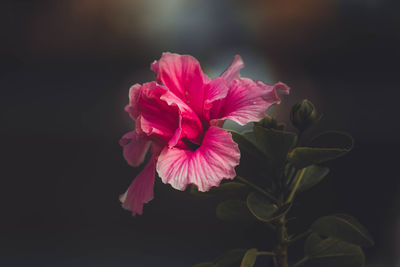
[290,99,319,131]
[254,115,285,130]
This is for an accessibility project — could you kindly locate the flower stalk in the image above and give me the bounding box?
[275,216,289,267]
[273,167,307,267]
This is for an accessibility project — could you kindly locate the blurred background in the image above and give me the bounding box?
[1,0,399,266]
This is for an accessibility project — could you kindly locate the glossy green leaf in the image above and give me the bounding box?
[310,131,354,150]
[289,165,330,192]
[253,126,297,168]
[215,249,247,267]
[216,200,255,223]
[240,248,258,267]
[284,163,295,179]
[230,130,266,160]
[288,131,354,169]
[304,233,365,267]
[229,130,273,184]
[287,147,349,169]
[242,130,257,145]
[304,232,323,250]
[311,214,374,247]
[246,192,279,222]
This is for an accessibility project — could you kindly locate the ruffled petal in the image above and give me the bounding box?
[119,131,151,167]
[221,55,244,86]
[210,78,290,126]
[135,81,204,146]
[136,82,181,144]
[203,77,229,119]
[124,83,142,120]
[160,89,204,144]
[119,157,156,215]
[274,81,290,95]
[156,126,240,192]
[151,52,207,117]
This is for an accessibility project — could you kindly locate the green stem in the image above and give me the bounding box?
[274,168,307,267]
[276,216,289,267]
[285,168,307,204]
[291,257,309,267]
[236,176,279,204]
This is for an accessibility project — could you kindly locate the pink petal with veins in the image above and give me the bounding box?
[221,55,244,85]
[156,126,240,192]
[151,52,207,118]
[209,55,290,125]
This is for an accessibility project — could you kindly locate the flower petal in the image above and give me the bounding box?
[221,55,244,86]
[119,131,151,167]
[119,157,156,215]
[124,83,142,120]
[160,89,204,144]
[156,126,240,192]
[274,81,290,95]
[136,82,181,144]
[135,81,204,146]
[151,52,207,117]
[203,77,229,112]
[210,78,290,126]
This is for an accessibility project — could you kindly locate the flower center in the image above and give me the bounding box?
[181,138,201,151]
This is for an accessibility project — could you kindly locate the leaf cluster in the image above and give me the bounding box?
[193,103,372,267]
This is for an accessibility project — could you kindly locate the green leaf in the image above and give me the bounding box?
[191,182,248,197]
[216,200,255,223]
[304,233,365,267]
[310,131,354,150]
[240,248,258,267]
[311,214,374,247]
[304,232,323,250]
[246,192,279,222]
[230,130,266,160]
[288,147,349,169]
[242,130,257,145]
[288,131,354,169]
[284,163,297,181]
[215,249,247,267]
[253,126,297,169]
[229,130,273,184]
[289,165,330,192]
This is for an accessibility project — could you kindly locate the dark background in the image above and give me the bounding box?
[1,0,399,266]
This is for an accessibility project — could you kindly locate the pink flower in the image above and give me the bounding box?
[120,53,289,215]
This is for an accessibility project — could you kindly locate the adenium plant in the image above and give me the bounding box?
[119,53,373,267]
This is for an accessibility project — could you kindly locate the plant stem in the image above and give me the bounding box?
[276,216,289,267]
[285,168,307,204]
[274,168,307,267]
[236,176,279,204]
